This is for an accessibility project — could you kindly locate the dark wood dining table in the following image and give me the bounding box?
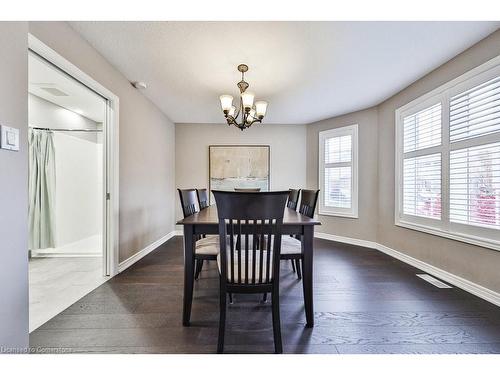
[177,205,321,328]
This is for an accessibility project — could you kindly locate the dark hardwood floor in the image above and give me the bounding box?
[30,236,500,354]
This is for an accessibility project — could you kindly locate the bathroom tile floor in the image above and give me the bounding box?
[29,257,108,332]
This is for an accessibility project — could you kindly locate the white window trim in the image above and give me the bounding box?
[395,54,500,252]
[318,124,359,218]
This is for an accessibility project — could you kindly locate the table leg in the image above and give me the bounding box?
[302,225,314,328]
[182,224,195,326]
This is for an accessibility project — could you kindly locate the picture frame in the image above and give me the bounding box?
[208,145,270,203]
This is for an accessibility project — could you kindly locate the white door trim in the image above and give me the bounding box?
[28,34,120,277]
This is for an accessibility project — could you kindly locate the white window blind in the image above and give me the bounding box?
[450,76,500,143]
[401,103,442,221]
[325,134,352,164]
[450,142,500,230]
[404,103,442,152]
[325,135,352,208]
[325,166,352,209]
[396,58,500,250]
[403,153,442,219]
[319,125,358,218]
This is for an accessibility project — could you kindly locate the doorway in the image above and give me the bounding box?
[27,36,119,332]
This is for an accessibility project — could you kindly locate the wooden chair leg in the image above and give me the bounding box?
[271,290,283,354]
[194,259,204,280]
[217,289,227,353]
[295,259,302,280]
[291,259,296,273]
[262,293,267,303]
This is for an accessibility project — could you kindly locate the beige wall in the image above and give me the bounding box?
[29,22,176,263]
[304,30,500,293]
[175,123,307,224]
[377,30,500,293]
[0,21,29,348]
[306,107,379,242]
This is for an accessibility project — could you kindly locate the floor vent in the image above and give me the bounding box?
[416,274,452,288]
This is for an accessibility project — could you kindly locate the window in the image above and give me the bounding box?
[396,57,500,250]
[450,143,500,229]
[403,153,442,219]
[402,103,443,220]
[319,124,358,217]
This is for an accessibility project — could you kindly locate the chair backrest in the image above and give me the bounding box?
[196,188,209,210]
[234,187,261,192]
[287,189,301,210]
[298,189,320,218]
[178,188,200,218]
[212,190,289,285]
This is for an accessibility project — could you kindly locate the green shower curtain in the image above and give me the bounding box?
[29,129,56,250]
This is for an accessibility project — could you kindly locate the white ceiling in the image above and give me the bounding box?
[69,21,499,124]
[28,52,106,122]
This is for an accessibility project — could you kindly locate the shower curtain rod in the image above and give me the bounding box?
[31,127,102,133]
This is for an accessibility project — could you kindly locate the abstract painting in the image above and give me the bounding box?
[209,145,270,202]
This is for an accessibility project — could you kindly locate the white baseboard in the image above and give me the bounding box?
[315,232,377,250]
[314,232,500,307]
[118,231,176,273]
[31,234,102,258]
[31,252,101,258]
[375,243,500,307]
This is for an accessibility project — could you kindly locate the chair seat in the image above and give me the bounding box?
[195,236,219,256]
[216,235,274,282]
[217,251,274,283]
[280,236,302,255]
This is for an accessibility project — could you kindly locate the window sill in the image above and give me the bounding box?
[395,220,500,252]
[319,210,359,219]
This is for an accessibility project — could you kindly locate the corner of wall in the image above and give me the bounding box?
[0,21,29,349]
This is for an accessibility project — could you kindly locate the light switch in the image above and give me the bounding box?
[0,125,20,151]
[7,131,16,145]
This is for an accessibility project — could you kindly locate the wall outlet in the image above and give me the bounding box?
[0,125,20,151]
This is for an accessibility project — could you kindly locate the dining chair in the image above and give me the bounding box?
[196,188,210,210]
[234,187,261,192]
[178,188,219,280]
[287,189,301,210]
[281,189,319,279]
[212,190,289,354]
[285,189,301,272]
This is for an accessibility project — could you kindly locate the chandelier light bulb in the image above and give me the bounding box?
[247,108,256,124]
[255,101,268,118]
[228,105,236,117]
[241,92,255,110]
[219,95,233,112]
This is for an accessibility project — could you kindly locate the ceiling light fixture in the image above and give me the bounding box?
[219,64,268,131]
[132,81,147,89]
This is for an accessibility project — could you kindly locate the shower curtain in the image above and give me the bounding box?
[29,129,56,250]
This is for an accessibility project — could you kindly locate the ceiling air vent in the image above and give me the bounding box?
[40,87,69,96]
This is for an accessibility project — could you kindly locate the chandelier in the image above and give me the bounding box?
[219,64,268,131]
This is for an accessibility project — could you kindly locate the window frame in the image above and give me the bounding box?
[395,55,500,251]
[318,124,359,218]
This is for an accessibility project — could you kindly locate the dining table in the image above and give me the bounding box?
[177,205,321,328]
